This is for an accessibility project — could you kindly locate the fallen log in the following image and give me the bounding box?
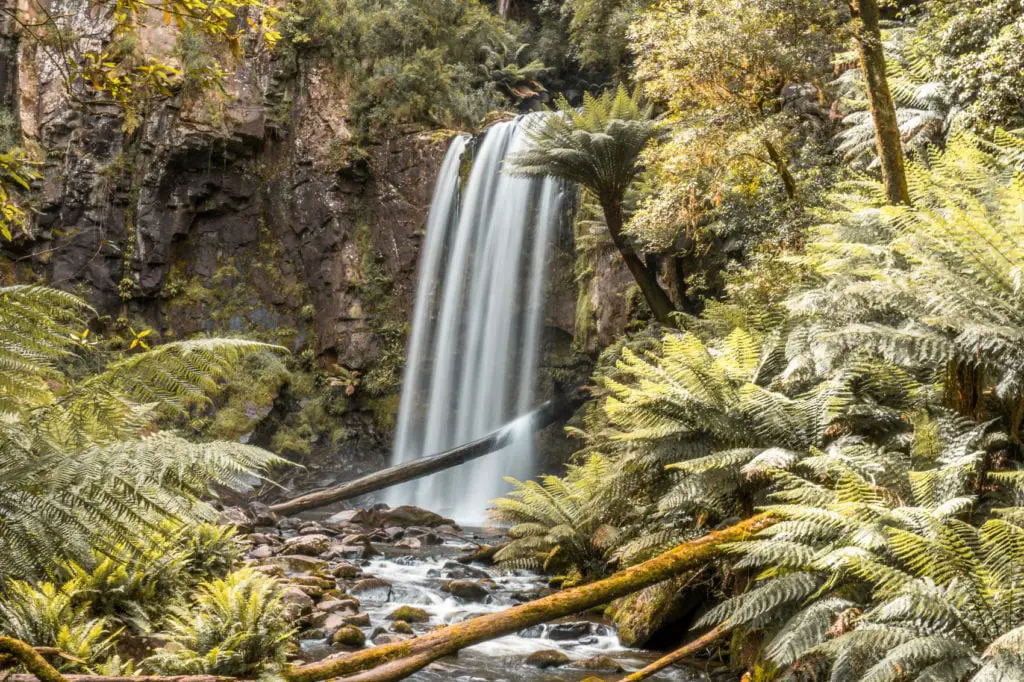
[619,624,728,682]
[284,514,776,682]
[270,396,581,515]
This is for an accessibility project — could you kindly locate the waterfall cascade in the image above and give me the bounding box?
[387,115,564,524]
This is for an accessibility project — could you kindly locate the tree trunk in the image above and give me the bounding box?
[284,514,776,682]
[762,140,798,203]
[848,0,910,205]
[601,200,676,325]
[269,396,581,516]
[619,624,728,682]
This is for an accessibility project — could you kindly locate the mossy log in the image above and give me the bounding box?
[270,396,581,515]
[284,514,775,682]
[1,636,233,682]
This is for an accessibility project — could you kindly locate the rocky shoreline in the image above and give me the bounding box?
[217,503,700,681]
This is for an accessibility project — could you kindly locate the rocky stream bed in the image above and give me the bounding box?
[224,503,705,682]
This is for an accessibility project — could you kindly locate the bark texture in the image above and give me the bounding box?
[601,200,676,325]
[285,514,776,682]
[848,0,910,205]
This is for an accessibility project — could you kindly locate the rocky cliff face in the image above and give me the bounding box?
[1,14,633,489]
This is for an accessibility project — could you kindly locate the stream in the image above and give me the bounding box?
[269,512,706,682]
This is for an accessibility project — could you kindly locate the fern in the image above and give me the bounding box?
[144,568,295,677]
[0,285,287,581]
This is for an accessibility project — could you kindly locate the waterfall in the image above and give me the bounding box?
[387,115,563,524]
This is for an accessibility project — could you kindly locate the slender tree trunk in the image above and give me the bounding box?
[601,200,676,325]
[762,140,798,203]
[619,624,728,682]
[848,0,910,205]
[284,515,776,682]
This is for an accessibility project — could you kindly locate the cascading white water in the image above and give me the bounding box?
[387,115,563,524]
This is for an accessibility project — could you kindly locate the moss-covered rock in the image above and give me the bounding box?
[331,625,366,648]
[386,605,429,623]
[524,649,571,668]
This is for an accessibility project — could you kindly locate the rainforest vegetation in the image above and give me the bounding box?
[2,0,1024,680]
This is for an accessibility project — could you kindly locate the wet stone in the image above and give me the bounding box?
[442,561,490,580]
[283,533,332,556]
[547,622,595,641]
[524,650,571,668]
[343,612,371,627]
[445,580,490,602]
[386,605,429,623]
[332,625,366,648]
[332,562,361,579]
[390,619,414,634]
[248,544,275,559]
[280,586,315,619]
[394,537,422,550]
[571,655,625,672]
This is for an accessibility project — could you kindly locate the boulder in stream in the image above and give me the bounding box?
[386,605,429,623]
[377,505,455,528]
[390,620,414,634]
[283,534,332,556]
[331,625,366,648]
[280,587,315,619]
[444,580,491,602]
[524,649,571,668]
[571,655,625,673]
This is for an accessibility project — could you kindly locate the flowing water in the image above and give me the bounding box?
[293,530,703,682]
[387,116,564,524]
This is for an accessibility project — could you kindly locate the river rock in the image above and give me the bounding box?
[332,625,366,648]
[409,530,443,545]
[524,650,571,668]
[277,517,304,531]
[442,561,490,580]
[386,605,429,623]
[343,612,371,627]
[456,544,499,565]
[547,622,594,641]
[350,578,392,601]
[271,555,329,573]
[318,598,358,614]
[249,533,280,546]
[383,526,406,541]
[372,633,411,645]
[326,544,374,560]
[390,620,414,635]
[299,522,331,536]
[332,562,362,579]
[393,536,421,550]
[249,502,278,527]
[248,544,275,559]
[217,507,254,533]
[252,564,285,578]
[444,580,490,602]
[377,505,455,528]
[326,509,377,527]
[280,586,315,619]
[571,655,625,672]
[283,534,332,556]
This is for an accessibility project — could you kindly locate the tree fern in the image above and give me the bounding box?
[0,285,287,581]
